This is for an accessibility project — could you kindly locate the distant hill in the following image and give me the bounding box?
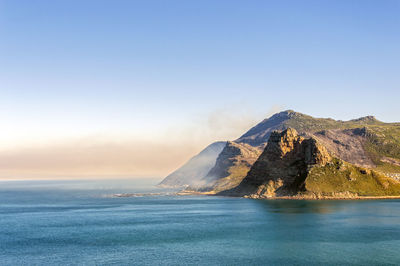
[158,141,226,188]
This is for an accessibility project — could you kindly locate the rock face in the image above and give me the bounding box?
[228,128,332,197]
[158,141,226,188]
[194,142,262,192]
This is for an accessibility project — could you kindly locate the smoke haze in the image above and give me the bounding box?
[0,105,283,179]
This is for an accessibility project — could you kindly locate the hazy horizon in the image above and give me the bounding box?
[1,0,399,179]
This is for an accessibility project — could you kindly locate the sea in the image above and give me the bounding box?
[0,178,400,265]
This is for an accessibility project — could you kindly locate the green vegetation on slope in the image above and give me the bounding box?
[283,112,400,171]
[375,162,400,173]
[282,112,384,133]
[305,158,400,196]
[363,126,400,162]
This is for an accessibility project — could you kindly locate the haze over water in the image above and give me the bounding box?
[1,179,399,265]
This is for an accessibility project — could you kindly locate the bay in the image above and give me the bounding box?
[0,179,399,265]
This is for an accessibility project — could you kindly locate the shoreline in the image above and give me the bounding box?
[253,195,400,200]
[176,190,400,200]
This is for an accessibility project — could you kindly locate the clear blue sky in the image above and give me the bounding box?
[0,0,399,177]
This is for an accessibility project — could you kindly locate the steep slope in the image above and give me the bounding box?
[158,141,226,188]
[312,128,376,168]
[312,125,400,173]
[360,125,400,172]
[193,142,262,193]
[224,129,400,198]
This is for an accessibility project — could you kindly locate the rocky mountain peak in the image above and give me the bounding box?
[265,128,331,165]
[267,128,302,158]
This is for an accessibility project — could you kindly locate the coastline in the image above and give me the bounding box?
[175,190,400,200]
[253,195,400,200]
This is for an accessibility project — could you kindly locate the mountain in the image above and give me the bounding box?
[159,110,400,195]
[191,110,395,192]
[222,128,400,198]
[158,141,226,188]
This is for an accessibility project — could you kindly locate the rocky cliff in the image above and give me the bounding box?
[226,128,332,197]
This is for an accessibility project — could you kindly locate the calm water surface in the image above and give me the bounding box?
[0,179,399,265]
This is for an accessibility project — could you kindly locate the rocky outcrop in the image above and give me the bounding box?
[226,128,332,197]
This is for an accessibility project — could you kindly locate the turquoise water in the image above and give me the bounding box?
[1,179,400,265]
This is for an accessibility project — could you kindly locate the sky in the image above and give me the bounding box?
[0,0,399,179]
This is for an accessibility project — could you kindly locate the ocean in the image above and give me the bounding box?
[0,178,399,265]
